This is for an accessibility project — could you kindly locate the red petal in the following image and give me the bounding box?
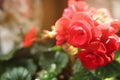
[107,52,114,62]
[68,0,88,12]
[56,17,70,34]
[105,36,119,52]
[66,21,92,48]
[88,41,106,54]
[77,51,98,70]
[111,20,120,28]
[72,12,94,27]
[23,26,37,48]
[55,17,70,45]
[96,55,105,66]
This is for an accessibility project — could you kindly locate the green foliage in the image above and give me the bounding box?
[115,49,120,61]
[0,67,31,80]
[104,77,114,80]
[36,70,57,80]
[38,46,69,75]
[0,64,5,76]
[1,59,37,75]
[0,41,120,80]
[70,49,120,80]
[71,59,101,80]
[95,61,120,79]
[71,59,120,80]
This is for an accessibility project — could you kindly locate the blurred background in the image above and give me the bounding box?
[0,0,67,55]
[0,0,120,80]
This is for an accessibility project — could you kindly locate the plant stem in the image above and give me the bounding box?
[57,55,76,80]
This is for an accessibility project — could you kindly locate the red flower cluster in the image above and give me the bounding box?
[55,0,120,70]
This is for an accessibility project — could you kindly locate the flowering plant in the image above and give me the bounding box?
[55,0,120,70]
[20,0,120,80]
[21,0,120,79]
[1,0,120,80]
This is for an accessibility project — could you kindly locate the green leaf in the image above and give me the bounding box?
[48,46,62,51]
[54,51,69,74]
[0,64,5,76]
[0,67,31,80]
[35,70,57,80]
[104,77,114,80]
[39,50,68,75]
[2,59,37,75]
[71,59,101,80]
[95,60,120,79]
[115,49,120,61]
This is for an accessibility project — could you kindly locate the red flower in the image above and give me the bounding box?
[55,0,120,70]
[78,41,114,70]
[97,23,117,37]
[56,12,102,47]
[111,20,120,28]
[90,8,119,37]
[23,26,37,48]
[102,35,119,53]
[68,0,88,12]
[66,12,94,47]
[90,8,113,24]
[55,17,70,45]
[62,0,88,18]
